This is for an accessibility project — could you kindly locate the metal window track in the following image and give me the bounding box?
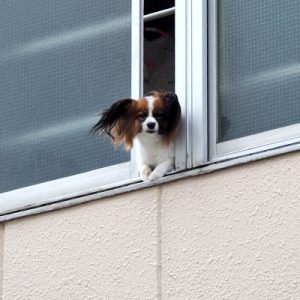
[144,7,175,22]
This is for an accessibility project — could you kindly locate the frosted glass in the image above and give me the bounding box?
[217,0,300,142]
[0,0,131,193]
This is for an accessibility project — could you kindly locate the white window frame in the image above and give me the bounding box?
[141,0,208,170]
[175,0,207,170]
[208,0,300,161]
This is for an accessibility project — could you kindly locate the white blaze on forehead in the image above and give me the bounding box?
[144,95,158,128]
[145,96,155,116]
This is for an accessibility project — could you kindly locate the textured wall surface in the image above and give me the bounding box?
[3,189,159,300]
[2,151,300,299]
[161,152,300,299]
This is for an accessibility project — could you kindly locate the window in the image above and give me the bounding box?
[175,0,300,166]
[209,0,300,159]
[0,0,138,213]
[1,0,300,219]
[0,1,132,194]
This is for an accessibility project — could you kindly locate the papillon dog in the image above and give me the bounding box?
[92,91,181,181]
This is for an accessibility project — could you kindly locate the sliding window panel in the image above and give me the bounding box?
[210,0,300,158]
[0,0,132,193]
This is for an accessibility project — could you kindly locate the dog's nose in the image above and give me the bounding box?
[147,122,156,130]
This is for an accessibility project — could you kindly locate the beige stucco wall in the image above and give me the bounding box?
[1,151,300,299]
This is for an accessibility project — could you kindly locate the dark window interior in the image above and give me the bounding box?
[144,1,175,93]
[144,0,174,15]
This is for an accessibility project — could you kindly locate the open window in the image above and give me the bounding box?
[2,0,300,219]
[143,1,175,94]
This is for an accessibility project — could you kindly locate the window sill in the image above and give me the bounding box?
[1,141,300,222]
[0,162,132,219]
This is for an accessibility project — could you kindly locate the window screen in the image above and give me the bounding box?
[217,0,300,142]
[0,0,131,193]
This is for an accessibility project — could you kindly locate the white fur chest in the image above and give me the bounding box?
[134,133,174,167]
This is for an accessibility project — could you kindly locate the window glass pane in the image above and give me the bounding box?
[0,0,131,193]
[217,0,300,142]
[144,14,175,93]
[144,0,174,15]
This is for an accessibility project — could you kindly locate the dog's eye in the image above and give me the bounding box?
[153,111,165,119]
[138,112,147,120]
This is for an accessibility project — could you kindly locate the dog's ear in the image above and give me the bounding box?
[162,93,181,143]
[92,98,136,148]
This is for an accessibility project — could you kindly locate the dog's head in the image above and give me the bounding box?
[92,91,181,149]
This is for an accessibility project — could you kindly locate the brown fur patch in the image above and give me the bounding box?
[136,98,149,111]
[153,91,181,145]
[119,101,139,149]
[111,98,151,149]
[123,117,140,149]
[153,97,164,111]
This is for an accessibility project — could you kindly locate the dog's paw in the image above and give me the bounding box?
[148,170,164,181]
[140,165,152,181]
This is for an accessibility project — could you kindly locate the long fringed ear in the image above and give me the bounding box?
[163,93,181,144]
[91,98,136,148]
